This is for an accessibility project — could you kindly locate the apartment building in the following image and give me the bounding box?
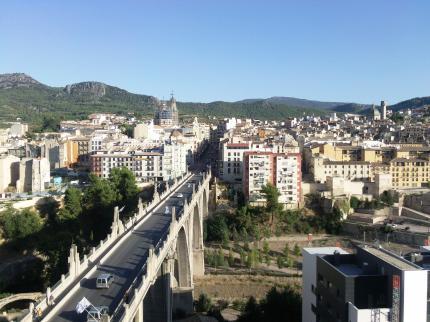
[311,157,373,183]
[219,139,296,185]
[162,142,187,181]
[72,137,90,168]
[302,246,427,322]
[219,142,252,184]
[375,158,430,189]
[243,152,302,208]
[90,143,186,182]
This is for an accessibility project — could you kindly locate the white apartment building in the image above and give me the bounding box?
[243,152,302,208]
[91,143,186,183]
[220,139,299,186]
[162,142,187,181]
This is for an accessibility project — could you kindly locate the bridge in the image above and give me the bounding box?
[0,292,43,312]
[21,170,210,322]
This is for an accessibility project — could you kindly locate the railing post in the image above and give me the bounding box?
[171,206,176,223]
[138,197,143,217]
[147,247,154,277]
[46,287,52,306]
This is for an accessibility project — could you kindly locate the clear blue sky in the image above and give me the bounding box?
[1,0,429,104]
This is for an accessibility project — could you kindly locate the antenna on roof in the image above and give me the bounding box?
[170,90,174,98]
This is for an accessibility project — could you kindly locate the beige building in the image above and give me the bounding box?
[0,155,20,193]
[375,158,430,189]
[17,158,50,193]
[311,157,373,184]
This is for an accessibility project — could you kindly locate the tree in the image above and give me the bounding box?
[246,250,255,269]
[120,124,134,138]
[57,187,82,222]
[196,293,212,312]
[276,256,284,269]
[261,183,282,224]
[215,248,225,267]
[293,244,301,256]
[349,196,360,209]
[0,208,42,240]
[323,207,343,234]
[237,296,263,322]
[235,287,303,322]
[263,240,270,255]
[206,214,229,242]
[228,249,235,267]
[82,174,118,240]
[232,226,240,241]
[40,116,60,132]
[380,191,394,206]
[109,167,139,214]
[283,243,290,259]
[239,249,246,266]
[205,250,215,267]
[260,287,302,322]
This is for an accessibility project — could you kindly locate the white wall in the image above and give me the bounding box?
[302,249,317,322]
[402,270,427,322]
[302,247,348,322]
[348,303,390,322]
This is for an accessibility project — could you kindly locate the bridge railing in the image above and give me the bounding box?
[20,171,194,322]
[114,171,211,321]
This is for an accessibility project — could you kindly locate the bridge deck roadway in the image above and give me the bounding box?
[45,174,202,322]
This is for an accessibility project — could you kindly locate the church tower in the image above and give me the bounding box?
[169,94,179,126]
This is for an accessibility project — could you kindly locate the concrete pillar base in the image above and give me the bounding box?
[172,287,193,318]
[193,249,205,277]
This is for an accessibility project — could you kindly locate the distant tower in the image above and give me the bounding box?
[169,94,179,126]
[153,94,179,127]
[381,100,387,120]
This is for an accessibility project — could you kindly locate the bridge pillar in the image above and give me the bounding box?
[193,249,205,277]
[67,244,80,278]
[133,300,143,322]
[143,262,171,322]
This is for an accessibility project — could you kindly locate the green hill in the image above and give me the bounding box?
[0,73,328,128]
[389,96,430,111]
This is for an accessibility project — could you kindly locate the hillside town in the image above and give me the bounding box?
[1,96,430,321]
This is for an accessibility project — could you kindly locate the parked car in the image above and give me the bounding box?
[386,223,398,229]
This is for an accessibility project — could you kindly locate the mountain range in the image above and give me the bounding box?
[0,73,427,129]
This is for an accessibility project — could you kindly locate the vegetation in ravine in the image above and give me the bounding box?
[0,168,143,293]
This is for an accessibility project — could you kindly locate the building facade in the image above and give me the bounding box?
[16,158,50,193]
[302,246,428,322]
[243,152,302,208]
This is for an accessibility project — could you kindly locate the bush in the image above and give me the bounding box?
[349,196,360,209]
[238,286,301,322]
[293,244,301,256]
[0,208,42,240]
[196,293,212,312]
[205,214,229,242]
